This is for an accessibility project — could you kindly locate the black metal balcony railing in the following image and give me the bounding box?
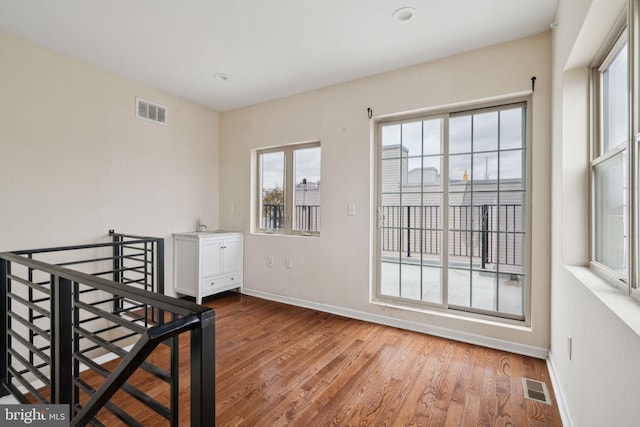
[381,204,523,268]
[294,205,320,232]
[262,204,320,232]
[0,231,215,426]
[262,204,284,230]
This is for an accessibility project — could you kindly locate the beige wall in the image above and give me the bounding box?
[220,32,552,353]
[550,0,640,426]
[0,31,220,285]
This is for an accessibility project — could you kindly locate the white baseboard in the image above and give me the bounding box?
[546,352,573,427]
[241,289,549,359]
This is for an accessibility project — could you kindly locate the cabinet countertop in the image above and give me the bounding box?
[173,231,242,238]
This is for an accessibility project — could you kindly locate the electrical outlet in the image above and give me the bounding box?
[285,257,292,269]
[267,256,274,267]
[567,335,572,360]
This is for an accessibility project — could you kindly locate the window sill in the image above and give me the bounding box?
[564,265,640,337]
[371,296,530,331]
[251,231,320,238]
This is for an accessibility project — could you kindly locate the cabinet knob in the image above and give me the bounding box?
[210,282,215,286]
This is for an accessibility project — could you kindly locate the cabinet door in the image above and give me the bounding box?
[201,239,223,277]
[222,238,242,273]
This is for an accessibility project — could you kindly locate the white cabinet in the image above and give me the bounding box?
[173,232,243,304]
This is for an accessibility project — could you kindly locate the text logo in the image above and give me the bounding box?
[1,405,68,426]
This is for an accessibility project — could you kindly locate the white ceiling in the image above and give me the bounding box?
[0,0,557,112]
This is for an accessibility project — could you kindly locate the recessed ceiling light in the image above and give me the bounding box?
[392,7,416,22]
[214,73,230,82]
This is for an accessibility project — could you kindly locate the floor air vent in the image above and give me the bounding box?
[522,378,552,405]
[136,97,167,125]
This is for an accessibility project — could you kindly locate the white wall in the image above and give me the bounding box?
[220,33,552,352]
[0,31,220,286]
[550,0,640,425]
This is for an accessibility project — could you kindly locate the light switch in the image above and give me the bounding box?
[347,203,356,216]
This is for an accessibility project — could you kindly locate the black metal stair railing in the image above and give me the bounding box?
[0,232,215,426]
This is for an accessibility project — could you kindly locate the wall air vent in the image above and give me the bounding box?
[136,97,167,125]
[522,378,552,405]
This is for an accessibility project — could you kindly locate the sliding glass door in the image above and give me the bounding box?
[377,101,528,320]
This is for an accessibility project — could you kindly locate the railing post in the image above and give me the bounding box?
[190,310,216,427]
[51,275,73,405]
[406,206,411,257]
[481,205,489,269]
[0,258,9,397]
[156,239,165,325]
[170,327,179,425]
[110,230,123,313]
[156,238,165,296]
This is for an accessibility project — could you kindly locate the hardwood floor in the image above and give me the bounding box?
[80,292,563,426]
[209,292,561,426]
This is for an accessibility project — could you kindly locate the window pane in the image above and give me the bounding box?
[498,232,525,274]
[260,152,284,230]
[472,272,496,311]
[405,157,423,194]
[293,147,321,232]
[497,273,524,315]
[421,266,442,304]
[500,108,524,149]
[381,124,401,147]
[448,268,471,306]
[381,158,403,193]
[450,116,471,154]
[401,121,423,157]
[423,119,442,155]
[401,263,422,300]
[498,192,525,233]
[473,152,498,190]
[421,156,442,189]
[449,153,471,185]
[500,150,525,186]
[594,150,627,275]
[473,111,499,152]
[448,206,472,264]
[602,43,628,153]
[380,261,400,297]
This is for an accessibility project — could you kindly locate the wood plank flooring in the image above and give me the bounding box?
[209,292,561,426]
[79,292,563,426]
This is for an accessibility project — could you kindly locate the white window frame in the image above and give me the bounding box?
[589,10,639,298]
[255,141,321,237]
[373,97,532,323]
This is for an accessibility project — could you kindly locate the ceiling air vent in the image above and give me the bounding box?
[136,97,167,125]
[522,378,552,405]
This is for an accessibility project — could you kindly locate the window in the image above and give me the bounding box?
[591,26,633,289]
[257,142,321,236]
[376,100,529,321]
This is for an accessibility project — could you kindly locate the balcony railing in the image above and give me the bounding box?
[0,232,215,426]
[381,204,523,268]
[262,204,320,232]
